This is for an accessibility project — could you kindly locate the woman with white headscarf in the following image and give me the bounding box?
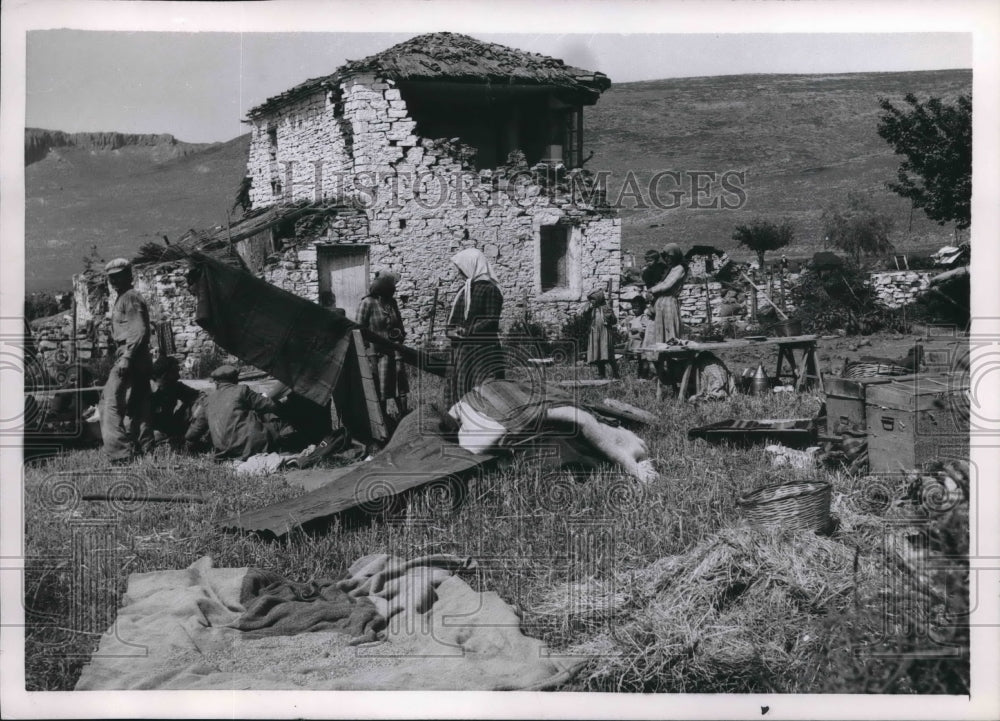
[445,248,505,408]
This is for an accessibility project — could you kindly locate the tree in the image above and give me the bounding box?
[732,218,794,270]
[876,93,972,230]
[822,193,895,267]
[81,244,105,276]
[24,292,61,322]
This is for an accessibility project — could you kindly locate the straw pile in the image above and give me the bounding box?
[535,463,970,693]
[544,526,884,692]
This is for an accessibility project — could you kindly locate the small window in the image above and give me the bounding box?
[540,224,570,292]
[267,126,278,161]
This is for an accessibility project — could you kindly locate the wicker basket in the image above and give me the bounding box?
[842,361,909,379]
[737,480,832,533]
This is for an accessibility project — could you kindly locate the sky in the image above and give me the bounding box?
[26,30,972,143]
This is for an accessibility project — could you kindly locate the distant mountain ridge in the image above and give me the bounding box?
[25,128,213,166]
[26,132,251,291]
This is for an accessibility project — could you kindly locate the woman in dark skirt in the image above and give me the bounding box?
[445,248,504,408]
[356,272,409,419]
[580,289,619,379]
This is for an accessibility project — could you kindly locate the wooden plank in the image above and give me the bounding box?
[352,330,388,442]
[556,379,615,388]
[592,398,657,426]
[641,334,820,356]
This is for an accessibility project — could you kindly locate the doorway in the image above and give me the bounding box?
[317,245,369,321]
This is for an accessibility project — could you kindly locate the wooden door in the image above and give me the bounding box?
[318,245,369,321]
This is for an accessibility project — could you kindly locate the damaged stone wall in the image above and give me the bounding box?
[870,270,934,309]
[246,73,622,339]
[261,211,369,302]
[247,88,354,208]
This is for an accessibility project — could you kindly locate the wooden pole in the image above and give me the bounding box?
[749,278,758,324]
[352,329,388,442]
[740,272,788,320]
[426,281,440,345]
[83,492,205,504]
[704,278,712,327]
[71,294,78,363]
[779,270,786,313]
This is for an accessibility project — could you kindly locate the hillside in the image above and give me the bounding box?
[584,69,972,263]
[25,133,251,291]
[24,68,971,291]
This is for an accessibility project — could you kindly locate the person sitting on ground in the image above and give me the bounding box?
[149,356,202,451]
[579,289,619,380]
[184,364,285,461]
[356,272,409,420]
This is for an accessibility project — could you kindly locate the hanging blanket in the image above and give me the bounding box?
[189,252,356,407]
[75,554,583,691]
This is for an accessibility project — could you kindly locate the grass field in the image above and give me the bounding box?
[22,350,968,693]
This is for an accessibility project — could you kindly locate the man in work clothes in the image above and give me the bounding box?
[149,355,202,450]
[100,258,154,463]
[184,365,284,461]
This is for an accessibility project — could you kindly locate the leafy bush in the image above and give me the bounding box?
[559,312,594,361]
[899,272,970,330]
[24,292,64,321]
[791,262,894,335]
[503,319,553,361]
[822,193,894,267]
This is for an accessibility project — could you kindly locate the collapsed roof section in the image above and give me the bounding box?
[134,201,364,274]
[246,32,611,120]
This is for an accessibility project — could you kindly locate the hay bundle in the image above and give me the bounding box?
[538,464,971,693]
[542,526,887,692]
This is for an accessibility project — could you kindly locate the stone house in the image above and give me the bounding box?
[63,33,622,373]
[238,32,621,340]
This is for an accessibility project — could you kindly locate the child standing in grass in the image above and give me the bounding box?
[628,295,653,379]
[581,289,619,379]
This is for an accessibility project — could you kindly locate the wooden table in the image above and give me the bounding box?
[641,334,825,401]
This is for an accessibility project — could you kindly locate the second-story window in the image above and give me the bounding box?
[267,126,278,161]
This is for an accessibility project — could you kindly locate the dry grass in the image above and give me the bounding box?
[22,366,967,693]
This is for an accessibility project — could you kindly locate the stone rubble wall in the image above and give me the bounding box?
[621,271,803,329]
[869,270,934,309]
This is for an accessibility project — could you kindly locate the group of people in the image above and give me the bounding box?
[582,243,689,380]
[97,258,295,463]
[95,242,690,463]
[96,247,508,464]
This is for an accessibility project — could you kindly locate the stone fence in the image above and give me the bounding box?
[869,270,934,309]
[31,264,940,379]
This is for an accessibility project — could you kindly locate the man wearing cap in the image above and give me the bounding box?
[184,365,284,461]
[149,355,202,450]
[100,258,154,463]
